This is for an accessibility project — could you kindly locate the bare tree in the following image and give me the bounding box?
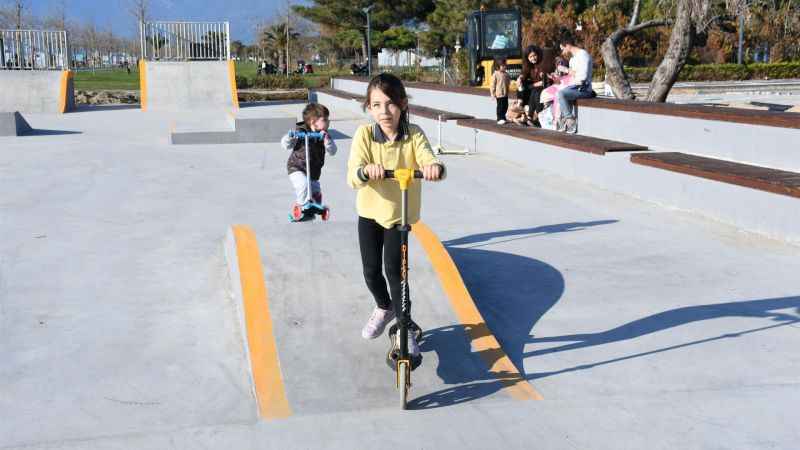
[603,0,743,102]
[602,0,672,99]
[14,0,23,29]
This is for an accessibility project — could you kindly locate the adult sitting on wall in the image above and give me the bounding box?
[516,45,555,127]
[554,28,595,134]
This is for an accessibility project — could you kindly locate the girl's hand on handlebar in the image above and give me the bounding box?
[422,164,442,181]
[364,164,385,180]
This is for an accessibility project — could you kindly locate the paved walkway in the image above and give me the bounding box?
[1,104,799,449]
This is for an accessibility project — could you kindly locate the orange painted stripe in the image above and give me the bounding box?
[58,70,72,113]
[139,60,147,111]
[231,225,292,419]
[228,59,240,110]
[412,221,543,400]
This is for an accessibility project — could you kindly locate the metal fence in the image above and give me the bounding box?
[140,21,230,61]
[0,30,70,70]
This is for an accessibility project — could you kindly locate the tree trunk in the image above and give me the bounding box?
[602,19,672,100]
[360,30,368,64]
[646,0,695,102]
[602,34,635,99]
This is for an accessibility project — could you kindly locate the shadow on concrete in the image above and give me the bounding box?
[408,323,520,410]
[524,295,800,380]
[412,295,800,409]
[442,220,619,248]
[73,104,140,112]
[416,221,800,408]
[327,129,351,139]
[24,129,82,136]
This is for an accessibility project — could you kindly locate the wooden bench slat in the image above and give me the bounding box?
[456,118,649,155]
[631,152,800,198]
[579,97,800,130]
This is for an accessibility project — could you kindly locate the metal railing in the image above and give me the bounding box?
[140,21,230,61]
[0,29,70,70]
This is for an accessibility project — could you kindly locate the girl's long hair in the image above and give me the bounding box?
[362,73,410,135]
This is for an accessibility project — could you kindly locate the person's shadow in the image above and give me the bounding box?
[409,221,800,409]
[410,220,611,409]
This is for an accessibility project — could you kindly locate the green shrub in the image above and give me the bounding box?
[593,62,800,82]
[247,74,306,89]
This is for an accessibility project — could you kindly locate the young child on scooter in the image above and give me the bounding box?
[347,73,446,358]
[282,103,337,216]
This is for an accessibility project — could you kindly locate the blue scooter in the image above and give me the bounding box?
[287,130,330,222]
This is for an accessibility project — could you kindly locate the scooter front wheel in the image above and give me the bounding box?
[397,360,410,410]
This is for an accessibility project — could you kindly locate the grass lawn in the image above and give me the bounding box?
[72,62,344,91]
[73,68,140,91]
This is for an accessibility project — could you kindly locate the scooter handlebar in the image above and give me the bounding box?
[384,169,423,179]
[289,130,325,140]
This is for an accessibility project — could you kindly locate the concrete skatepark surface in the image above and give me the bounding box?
[1,104,799,449]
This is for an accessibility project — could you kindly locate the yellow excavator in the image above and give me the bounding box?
[465,6,523,89]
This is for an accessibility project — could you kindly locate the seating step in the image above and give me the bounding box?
[631,152,800,199]
[456,118,649,155]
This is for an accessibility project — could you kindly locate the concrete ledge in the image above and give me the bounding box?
[0,111,32,136]
[145,61,236,113]
[0,70,75,114]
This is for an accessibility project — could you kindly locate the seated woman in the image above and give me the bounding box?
[516,45,555,127]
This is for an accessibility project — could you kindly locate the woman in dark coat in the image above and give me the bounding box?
[516,45,554,126]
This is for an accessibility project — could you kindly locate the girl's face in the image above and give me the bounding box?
[309,115,329,132]
[527,52,538,64]
[499,64,507,72]
[367,88,405,132]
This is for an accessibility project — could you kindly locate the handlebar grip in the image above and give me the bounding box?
[384,170,423,179]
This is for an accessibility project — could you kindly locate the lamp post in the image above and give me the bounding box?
[363,4,375,77]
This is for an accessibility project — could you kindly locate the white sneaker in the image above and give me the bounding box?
[362,307,395,339]
[497,119,506,125]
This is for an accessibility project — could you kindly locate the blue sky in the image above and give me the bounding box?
[27,0,311,43]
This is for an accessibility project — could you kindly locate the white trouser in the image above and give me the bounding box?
[289,171,320,204]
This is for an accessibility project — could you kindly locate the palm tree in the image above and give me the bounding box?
[260,22,299,71]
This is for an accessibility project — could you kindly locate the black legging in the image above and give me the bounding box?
[358,216,409,320]
[520,86,546,113]
[496,97,509,122]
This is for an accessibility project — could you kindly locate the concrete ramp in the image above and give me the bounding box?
[142,60,238,113]
[0,111,32,136]
[225,219,537,417]
[0,70,74,113]
[170,103,300,145]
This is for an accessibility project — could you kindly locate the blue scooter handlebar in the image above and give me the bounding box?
[289,130,325,139]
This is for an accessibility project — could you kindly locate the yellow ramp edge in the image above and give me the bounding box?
[413,221,543,401]
[228,59,239,110]
[230,225,292,419]
[139,60,147,111]
[58,70,73,113]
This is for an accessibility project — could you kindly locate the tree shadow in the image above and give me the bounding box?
[524,296,800,380]
[412,221,800,408]
[443,220,619,248]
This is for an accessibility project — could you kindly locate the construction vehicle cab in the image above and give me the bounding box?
[465,7,522,88]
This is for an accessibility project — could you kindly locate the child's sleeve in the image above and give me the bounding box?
[324,133,338,156]
[347,125,372,189]
[280,130,297,151]
[411,127,447,180]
